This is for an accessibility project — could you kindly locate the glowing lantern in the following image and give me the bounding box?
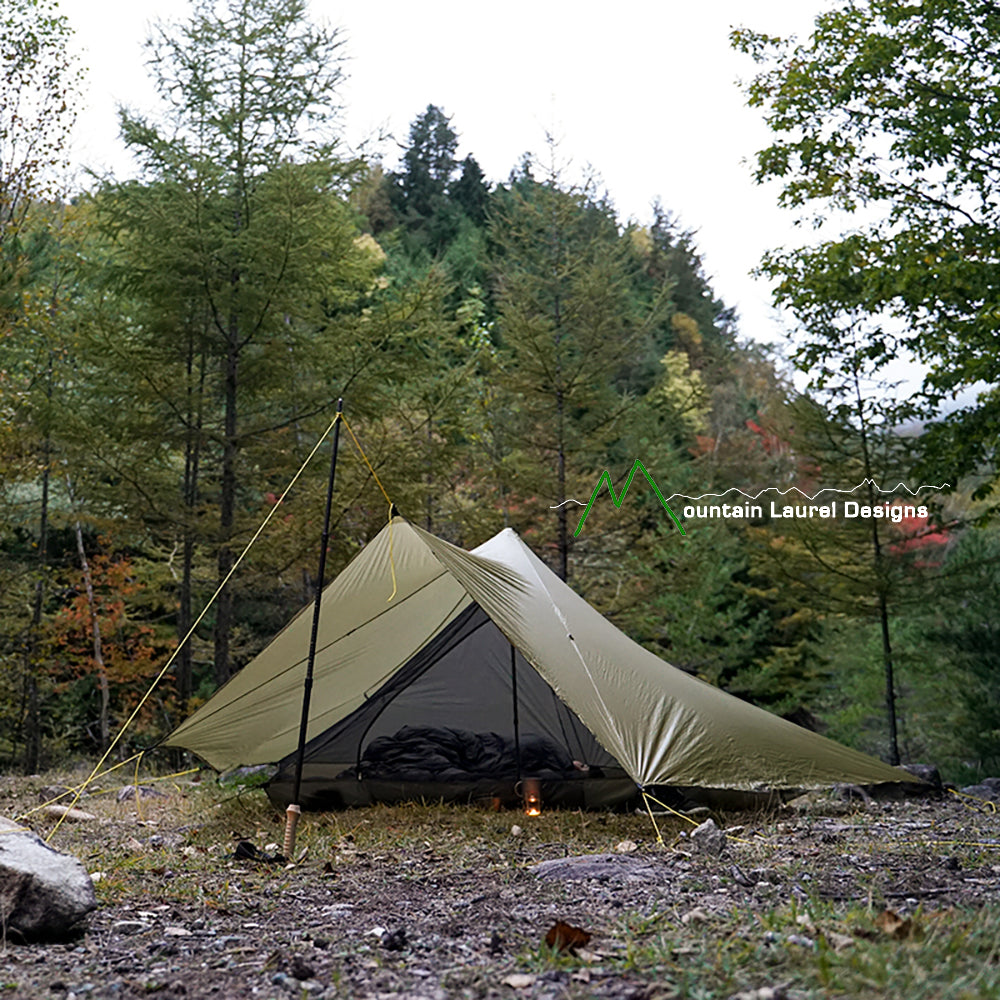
[522,777,542,816]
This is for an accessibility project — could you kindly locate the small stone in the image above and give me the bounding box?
[112,920,152,935]
[289,955,315,980]
[502,973,536,989]
[38,785,74,805]
[40,805,96,822]
[116,785,167,803]
[381,927,407,951]
[510,824,523,836]
[614,839,637,853]
[690,818,726,856]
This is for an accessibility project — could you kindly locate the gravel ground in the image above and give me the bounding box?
[1,775,998,999]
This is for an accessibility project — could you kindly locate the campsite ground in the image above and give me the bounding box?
[3,772,1000,1000]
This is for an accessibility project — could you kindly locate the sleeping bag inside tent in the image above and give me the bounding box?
[164,517,919,809]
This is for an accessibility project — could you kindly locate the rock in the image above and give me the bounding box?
[900,763,942,790]
[116,785,167,802]
[288,955,315,980]
[0,816,97,940]
[530,853,660,882]
[381,927,407,951]
[112,920,152,935]
[502,974,536,989]
[850,763,944,801]
[959,781,1000,803]
[690,818,727,856]
[40,805,96,822]
[38,785,75,805]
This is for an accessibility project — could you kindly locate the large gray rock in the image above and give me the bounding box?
[0,816,97,940]
[530,853,663,882]
[959,779,1000,803]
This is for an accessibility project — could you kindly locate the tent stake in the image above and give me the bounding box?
[283,398,343,861]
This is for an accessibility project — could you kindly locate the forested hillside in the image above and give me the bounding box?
[1,0,998,782]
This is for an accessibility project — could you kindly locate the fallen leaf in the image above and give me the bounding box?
[502,973,536,989]
[614,839,637,853]
[875,909,918,940]
[544,920,592,953]
[681,907,710,925]
[825,931,855,951]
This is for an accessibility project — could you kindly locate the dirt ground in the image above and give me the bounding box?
[1,775,999,1000]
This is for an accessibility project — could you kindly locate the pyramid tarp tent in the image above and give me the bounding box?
[165,518,917,808]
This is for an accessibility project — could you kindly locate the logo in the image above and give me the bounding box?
[551,460,686,537]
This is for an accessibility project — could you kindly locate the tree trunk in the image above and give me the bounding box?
[22,436,50,774]
[178,339,206,712]
[213,316,239,686]
[856,373,900,765]
[70,507,110,752]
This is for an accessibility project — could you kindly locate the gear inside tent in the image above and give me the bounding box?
[164,517,919,810]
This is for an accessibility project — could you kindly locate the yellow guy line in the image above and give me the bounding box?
[46,410,345,843]
[18,751,145,821]
[641,790,754,846]
[949,787,998,813]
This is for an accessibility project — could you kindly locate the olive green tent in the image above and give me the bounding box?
[165,517,916,808]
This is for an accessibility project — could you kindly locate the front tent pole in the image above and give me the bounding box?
[511,643,522,788]
[283,398,343,860]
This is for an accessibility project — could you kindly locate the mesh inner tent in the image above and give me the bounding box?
[269,603,630,807]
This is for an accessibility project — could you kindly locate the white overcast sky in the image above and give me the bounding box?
[57,0,858,366]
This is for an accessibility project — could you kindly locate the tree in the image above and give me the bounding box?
[732,2,1000,496]
[98,0,388,688]
[923,527,1000,774]
[746,325,934,764]
[0,0,78,283]
[0,0,79,771]
[386,106,491,266]
[489,162,668,580]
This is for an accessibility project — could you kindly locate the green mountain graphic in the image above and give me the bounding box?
[574,460,685,537]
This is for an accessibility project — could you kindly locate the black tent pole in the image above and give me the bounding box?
[283,398,343,860]
[511,643,522,785]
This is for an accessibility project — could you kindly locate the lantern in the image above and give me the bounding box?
[522,777,542,816]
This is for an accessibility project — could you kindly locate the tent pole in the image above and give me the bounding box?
[511,644,522,783]
[283,398,343,861]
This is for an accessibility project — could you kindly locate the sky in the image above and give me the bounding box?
[56,0,834,349]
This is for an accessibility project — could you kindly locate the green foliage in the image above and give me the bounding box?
[732,2,1000,496]
[922,528,1000,774]
[489,164,670,578]
[0,0,79,265]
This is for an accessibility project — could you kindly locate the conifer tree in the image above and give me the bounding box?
[96,0,390,686]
